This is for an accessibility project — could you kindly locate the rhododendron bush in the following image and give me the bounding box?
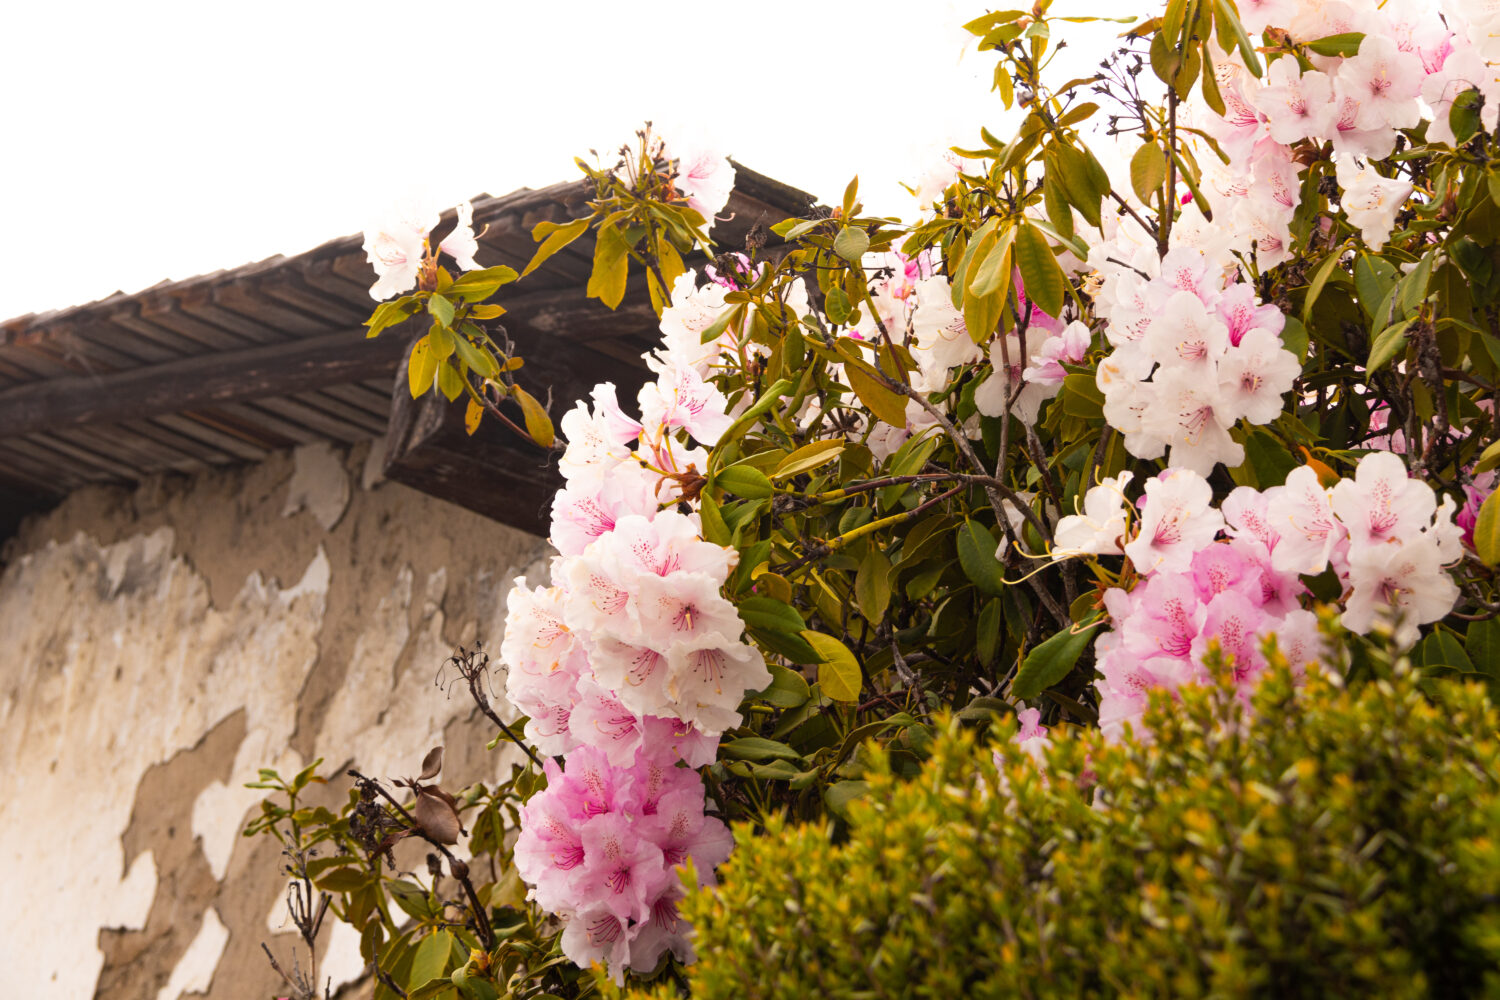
[249,0,1500,996]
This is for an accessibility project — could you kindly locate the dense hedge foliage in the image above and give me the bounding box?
[614,653,1500,998]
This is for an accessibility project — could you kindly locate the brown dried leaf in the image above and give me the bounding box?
[413,787,461,845]
[418,746,445,781]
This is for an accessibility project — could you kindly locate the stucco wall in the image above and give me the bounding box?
[0,441,549,999]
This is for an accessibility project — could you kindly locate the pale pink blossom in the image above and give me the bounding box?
[437,201,481,271]
[1125,469,1226,574]
[1052,471,1135,559]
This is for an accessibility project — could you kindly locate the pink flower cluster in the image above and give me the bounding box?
[1057,455,1461,738]
[503,268,773,981]
[1090,247,1299,475]
[515,745,733,978]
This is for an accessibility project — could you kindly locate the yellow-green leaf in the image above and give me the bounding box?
[408,336,436,398]
[587,224,631,310]
[522,217,589,278]
[410,930,455,988]
[803,631,862,703]
[513,387,554,448]
[436,361,464,401]
[1015,222,1066,319]
[773,440,846,480]
[1475,490,1500,566]
[844,358,909,427]
[855,547,892,622]
[1367,318,1413,373]
[1130,143,1168,206]
[834,227,870,263]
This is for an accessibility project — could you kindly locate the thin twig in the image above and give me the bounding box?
[895,383,1071,628]
[347,770,496,951]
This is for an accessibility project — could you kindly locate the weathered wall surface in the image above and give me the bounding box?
[0,442,549,999]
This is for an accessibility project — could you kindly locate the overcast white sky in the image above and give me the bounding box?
[0,1,1122,320]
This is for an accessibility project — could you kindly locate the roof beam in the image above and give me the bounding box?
[0,327,407,437]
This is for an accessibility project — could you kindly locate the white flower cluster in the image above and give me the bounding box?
[1089,245,1300,475]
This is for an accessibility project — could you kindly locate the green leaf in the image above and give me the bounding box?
[1301,251,1346,325]
[751,626,822,664]
[1130,143,1168,205]
[1060,372,1105,420]
[722,736,804,763]
[1280,315,1310,361]
[1212,0,1264,76]
[855,547,893,622]
[388,879,436,921]
[1450,88,1486,144]
[773,440,846,479]
[824,285,852,325]
[976,599,1002,666]
[956,520,1005,597]
[366,296,420,338]
[1354,254,1397,317]
[512,387,554,447]
[756,663,812,708]
[427,294,455,327]
[803,631,862,702]
[699,494,731,545]
[409,930,456,988]
[738,596,807,634]
[407,983,459,1000]
[1416,628,1476,672]
[717,465,774,499]
[522,217,589,278]
[451,331,499,379]
[1367,318,1413,373]
[314,867,369,894]
[834,227,871,263]
[1475,490,1500,566]
[1466,619,1500,678]
[1042,171,1075,241]
[449,265,519,302]
[1305,32,1366,57]
[825,780,870,819]
[1012,619,1101,699]
[1015,223,1066,319]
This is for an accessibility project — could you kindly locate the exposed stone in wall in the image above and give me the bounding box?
[0,441,549,999]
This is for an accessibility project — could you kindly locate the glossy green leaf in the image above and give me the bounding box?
[717,465,774,499]
[1012,618,1101,699]
[722,736,804,763]
[956,520,1005,596]
[738,596,808,634]
[409,930,456,988]
[1367,318,1413,373]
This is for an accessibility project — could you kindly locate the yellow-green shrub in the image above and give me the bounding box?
[618,663,1500,998]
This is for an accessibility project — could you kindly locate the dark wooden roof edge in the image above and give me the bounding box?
[0,165,814,348]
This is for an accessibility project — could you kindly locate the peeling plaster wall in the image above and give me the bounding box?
[0,442,550,1000]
